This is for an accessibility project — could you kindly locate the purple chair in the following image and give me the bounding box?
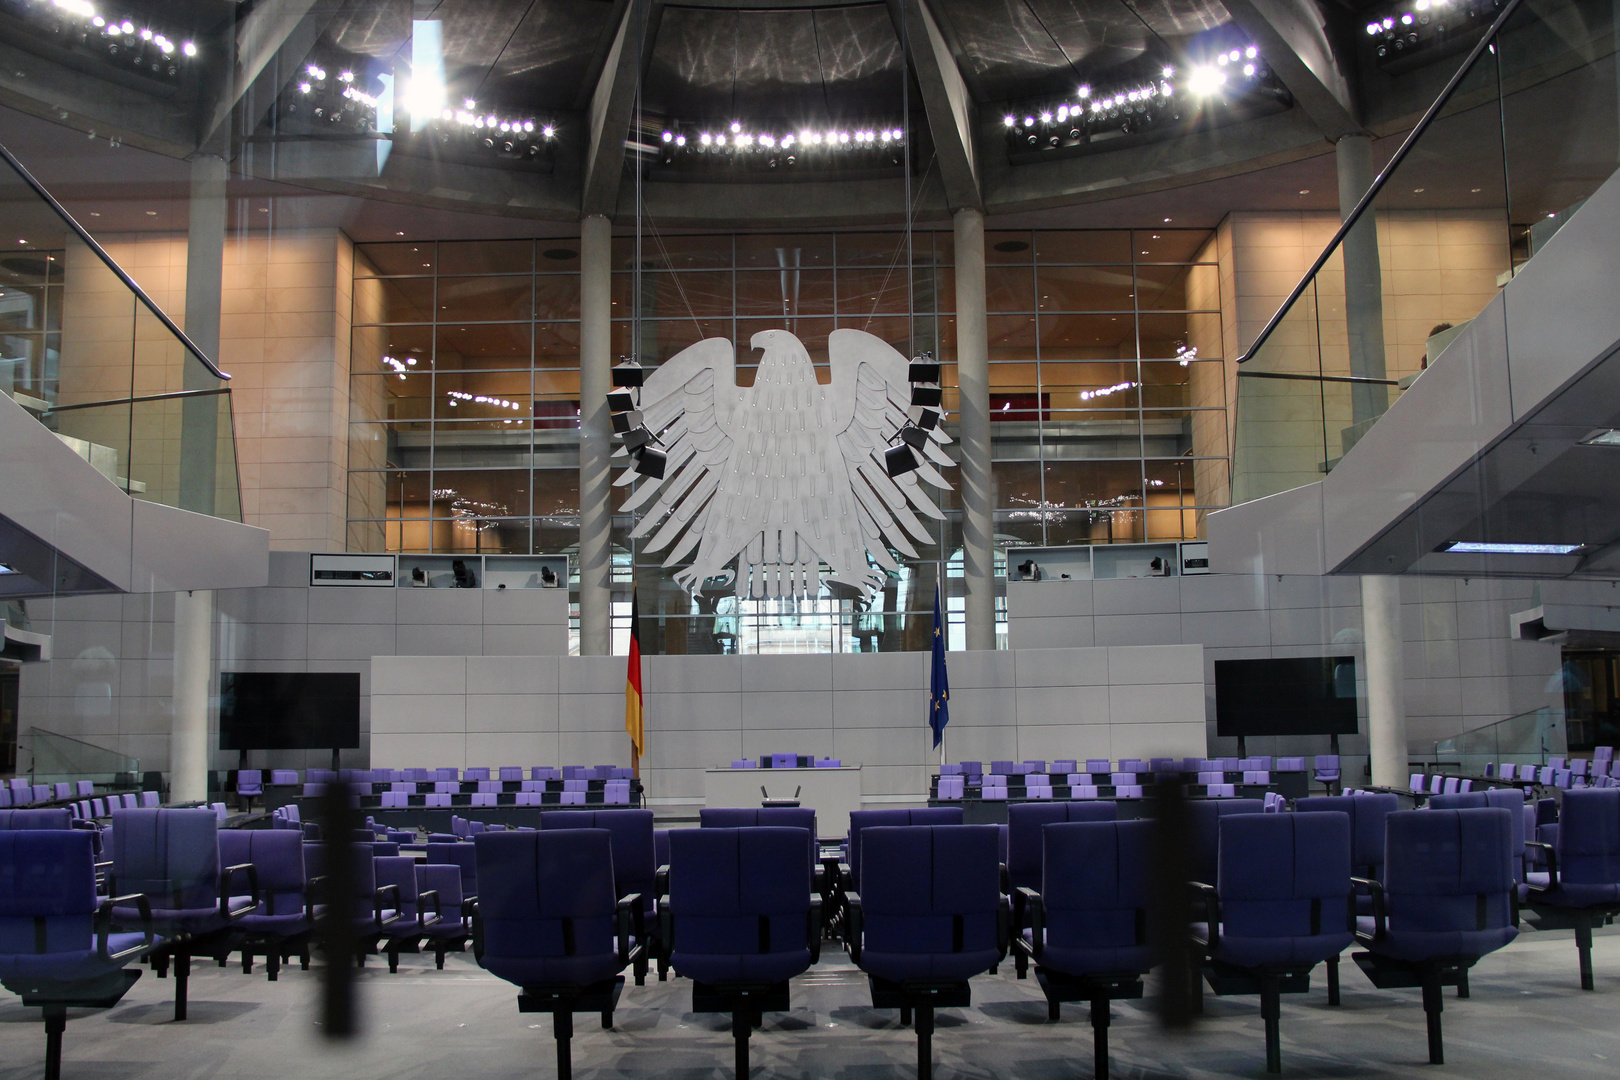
[730,760,756,770]
[499,767,523,782]
[1006,801,1118,925]
[471,792,498,808]
[841,808,965,896]
[769,753,797,770]
[991,760,1016,776]
[0,830,157,1079]
[1313,755,1341,793]
[236,770,263,810]
[1119,760,1147,774]
[541,810,658,971]
[1525,787,1620,989]
[532,767,560,781]
[1191,813,1353,1073]
[604,782,631,806]
[434,781,458,795]
[664,827,818,1077]
[848,825,1005,1079]
[1014,819,1154,1075]
[464,768,491,782]
[474,829,645,1077]
[416,862,470,968]
[434,768,460,783]
[515,791,544,807]
[270,770,299,785]
[937,776,965,800]
[1276,757,1306,772]
[74,781,94,797]
[981,782,1008,800]
[218,830,315,979]
[814,758,841,768]
[108,808,255,1020]
[375,855,443,972]
[426,842,478,902]
[381,792,409,809]
[1354,808,1518,1063]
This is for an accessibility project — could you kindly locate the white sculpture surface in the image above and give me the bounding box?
[613,328,953,602]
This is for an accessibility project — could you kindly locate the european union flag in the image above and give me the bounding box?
[929,584,949,750]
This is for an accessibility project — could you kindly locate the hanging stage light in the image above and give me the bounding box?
[612,357,645,388]
[899,424,930,451]
[611,409,644,434]
[606,390,636,413]
[911,385,943,409]
[909,353,940,383]
[633,445,667,478]
[884,442,920,477]
[915,407,942,431]
[621,424,654,451]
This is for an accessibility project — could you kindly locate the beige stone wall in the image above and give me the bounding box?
[1186,228,1230,524]
[1221,210,1508,503]
[53,229,354,550]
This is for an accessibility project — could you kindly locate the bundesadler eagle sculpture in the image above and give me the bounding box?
[611,328,953,603]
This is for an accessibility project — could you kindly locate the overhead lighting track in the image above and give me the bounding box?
[1364,0,1504,74]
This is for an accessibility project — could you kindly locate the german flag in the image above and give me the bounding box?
[625,589,645,760]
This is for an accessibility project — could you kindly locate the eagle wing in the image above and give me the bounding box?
[617,338,741,569]
[826,328,950,576]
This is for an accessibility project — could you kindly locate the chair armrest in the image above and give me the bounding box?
[616,892,643,965]
[807,898,822,964]
[655,864,670,900]
[999,862,1010,896]
[221,862,259,918]
[1351,877,1386,943]
[657,894,673,961]
[996,893,1011,958]
[1188,881,1219,951]
[305,874,326,922]
[98,893,153,959]
[1526,841,1558,891]
[418,887,443,928]
[845,892,862,964]
[838,862,852,892]
[1016,887,1044,959]
[376,882,401,928]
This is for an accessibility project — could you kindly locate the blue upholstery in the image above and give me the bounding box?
[1007,802,1117,894]
[0,809,73,830]
[109,809,233,936]
[1362,808,1518,963]
[1209,813,1353,967]
[541,810,656,920]
[1034,820,1154,977]
[219,830,310,938]
[1188,798,1263,885]
[666,827,814,984]
[855,825,1004,982]
[0,830,154,983]
[475,829,625,987]
[1533,788,1620,907]
[1295,793,1398,879]
[426,843,478,900]
[846,808,964,892]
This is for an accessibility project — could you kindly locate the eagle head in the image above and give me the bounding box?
[750,328,815,387]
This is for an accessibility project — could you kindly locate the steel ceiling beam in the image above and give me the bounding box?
[1220,0,1363,140]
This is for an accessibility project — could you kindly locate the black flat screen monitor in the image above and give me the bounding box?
[1214,657,1358,737]
[219,672,361,750]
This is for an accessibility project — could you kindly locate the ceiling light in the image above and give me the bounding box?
[1439,541,1584,555]
[1188,66,1226,96]
[1578,429,1620,447]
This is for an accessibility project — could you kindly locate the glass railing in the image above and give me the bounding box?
[26,727,140,786]
[1431,706,1566,776]
[0,144,240,519]
[1232,0,1619,502]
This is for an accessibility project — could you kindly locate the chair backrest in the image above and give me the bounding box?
[1552,788,1620,902]
[464,768,490,781]
[270,769,299,785]
[425,842,478,897]
[1295,792,1398,877]
[375,855,425,922]
[237,770,263,794]
[699,806,817,834]
[417,862,465,923]
[0,829,99,958]
[1006,802,1117,892]
[1216,812,1351,950]
[665,827,813,982]
[1381,808,1517,958]
[1277,757,1306,771]
[1187,799,1265,884]
[1037,819,1155,975]
[1314,755,1341,778]
[856,825,1003,980]
[0,808,73,830]
[846,808,965,891]
[473,829,621,987]
[540,809,656,908]
[109,808,220,912]
[218,829,306,914]
[1085,759,1110,774]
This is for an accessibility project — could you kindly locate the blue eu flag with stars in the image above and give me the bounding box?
[929,584,949,750]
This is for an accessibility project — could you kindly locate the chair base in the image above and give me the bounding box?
[1352,951,1474,1064]
[1199,961,1319,1074]
[1031,969,1144,1080]
[517,977,626,1080]
[868,977,972,1080]
[11,970,142,1080]
[1525,903,1620,991]
[690,980,792,1080]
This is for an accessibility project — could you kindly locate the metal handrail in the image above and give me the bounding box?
[45,387,231,414]
[1236,0,1532,365]
[1235,371,1399,385]
[0,142,231,381]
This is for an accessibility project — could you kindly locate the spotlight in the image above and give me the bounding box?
[899,424,930,450]
[910,356,941,383]
[606,390,636,412]
[915,407,942,431]
[910,385,943,408]
[884,443,919,477]
[612,359,645,387]
[633,445,667,478]
[621,425,654,451]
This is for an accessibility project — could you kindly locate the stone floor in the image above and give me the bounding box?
[4,923,1619,1080]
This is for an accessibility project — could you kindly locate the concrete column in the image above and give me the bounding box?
[1362,574,1407,789]
[953,208,995,651]
[180,154,227,516]
[170,589,213,804]
[578,214,613,656]
[1335,135,1389,431]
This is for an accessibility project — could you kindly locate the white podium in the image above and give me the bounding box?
[703,765,862,838]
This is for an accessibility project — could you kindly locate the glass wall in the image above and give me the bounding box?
[346,229,1223,651]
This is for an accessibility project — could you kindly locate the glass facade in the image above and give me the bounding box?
[346,229,1223,652]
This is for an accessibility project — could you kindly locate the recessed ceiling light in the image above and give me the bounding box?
[1413,187,1425,193]
[1299,189,1310,195]
[257,207,269,213]
[145,210,157,216]
[1578,429,1620,447]
[1439,541,1584,555]
[396,231,405,236]
[1471,188,1482,193]
[1163,217,1172,223]
[88,211,100,217]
